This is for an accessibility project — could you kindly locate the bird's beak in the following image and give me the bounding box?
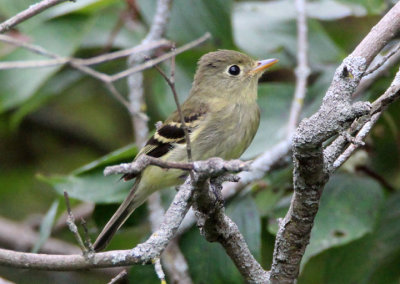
[250,58,278,75]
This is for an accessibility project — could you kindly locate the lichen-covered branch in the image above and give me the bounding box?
[268,2,400,283]
[147,191,193,284]
[192,174,269,283]
[330,66,400,171]
[0,173,195,270]
[0,156,248,271]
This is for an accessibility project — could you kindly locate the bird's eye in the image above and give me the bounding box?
[228,65,241,76]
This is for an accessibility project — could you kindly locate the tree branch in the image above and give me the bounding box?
[193,174,269,283]
[0,39,169,70]
[0,0,75,33]
[0,33,210,115]
[0,155,248,271]
[127,0,173,146]
[363,42,400,76]
[269,2,400,283]
[0,217,80,255]
[0,174,195,270]
[353,45,400,98]
[331,66,400,170]
[107,269,127,284]
[287,0,310,135]
[351,3,400,65]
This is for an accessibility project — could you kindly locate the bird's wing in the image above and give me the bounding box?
[122,102,208,180]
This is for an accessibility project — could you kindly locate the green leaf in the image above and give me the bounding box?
[146,55,198,120]
[180,194,260,283]
[0,0,50,30]
[227,194,261,260]
[299,192,400,284]
[369,99,400,188]
[80,10,145,49]
[253,167,293,217]
[10,69,83,129]
[128,264,159,284]
[339,0,387,14]
[73,144,138,174]
[40,144,138,203]
[31,199,59,253]
[138,0,235,48]
[0,16,93,113]
[43,0,120,19]
[306,0,366,20]
[243,82,294,158]
[233,1,348,65]
[301,173,384,267]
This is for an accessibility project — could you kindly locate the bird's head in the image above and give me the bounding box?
[192,50,278,102]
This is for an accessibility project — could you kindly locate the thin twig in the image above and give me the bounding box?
[0,34,131,110]
[162,241,194,284]
[104,155,193,176]
[147,192,194,284]
[80,218,94,253]
[287,0,310,135]
[332,113,380,170]
[147,190,193,284]
[355,165,397,192]
[363,42,400,76]
[153,47,196,184]
[153,258,167,284]
[107,269,127,284]
[0,33,209,115]
[63,192,89,256]
[0,216,80,255]
[0,34,61,58]
[0,39,170,70]
[325,64,400,171]
[104,82,132,112]
[104,155,249,177]
[0,171,196,270]
[127,0,172,146]
[331,66,400,170]
[177,139,292,235]
[112,32,211,82]
[0,276,15,284]
[0,33,210,84]
[153,52,193,164]
[0,0,74,33]
[171,48,193,163]
[353,46,400,98]
[269,3,400,282]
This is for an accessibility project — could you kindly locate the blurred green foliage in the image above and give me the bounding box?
[0,0,399,283]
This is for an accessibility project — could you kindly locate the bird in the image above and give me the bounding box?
[93,50,278,251]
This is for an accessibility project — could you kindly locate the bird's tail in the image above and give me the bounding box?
[93,178,142,252]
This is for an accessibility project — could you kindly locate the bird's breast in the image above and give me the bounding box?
[191,102,260,160]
